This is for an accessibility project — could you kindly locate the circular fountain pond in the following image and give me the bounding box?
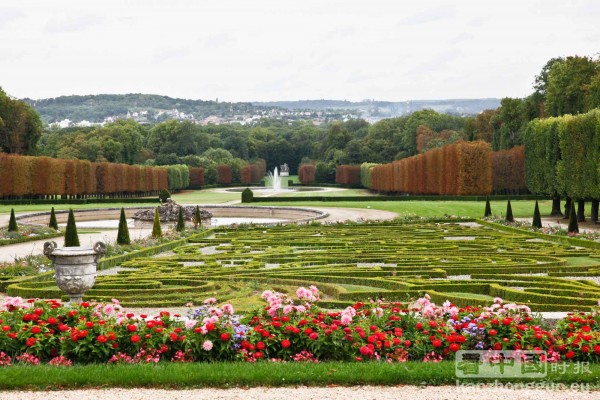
[17,206,328,229]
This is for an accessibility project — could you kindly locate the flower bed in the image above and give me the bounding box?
[1,286,599,366]
[0,225,62,247]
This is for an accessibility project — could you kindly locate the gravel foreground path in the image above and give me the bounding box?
[0,386,597,400]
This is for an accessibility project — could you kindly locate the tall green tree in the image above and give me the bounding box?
[545,56,599,116]
[0,88,43,155]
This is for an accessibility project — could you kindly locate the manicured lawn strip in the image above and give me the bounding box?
[0,362,598,390]
[251,200,560,218]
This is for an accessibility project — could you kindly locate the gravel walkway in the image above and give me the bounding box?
[0,386,597,399]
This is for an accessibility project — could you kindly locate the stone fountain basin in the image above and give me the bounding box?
[17,206,328,228]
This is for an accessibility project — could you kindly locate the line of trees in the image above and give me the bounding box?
[335,165,361,186]
[524,108,600,222]
[363,141,500,195]
[0,153,169,199]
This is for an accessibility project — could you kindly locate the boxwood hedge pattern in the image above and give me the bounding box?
[7,221,600,311]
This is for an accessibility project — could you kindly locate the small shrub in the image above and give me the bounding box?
[241,188,254,203]
[49,207,59,230]
[64,209,80,247]
[505,200,514,222]
[484,197,492,217]
[152,208,162,238]
[568,202,579,234]
[176,207,185,232]
[532,200,542,229]
[117,208,131,245]
[159,188,171,204]
[8,209,17,232]
[193,205,202,228]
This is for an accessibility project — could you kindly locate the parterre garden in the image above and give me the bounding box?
[5,220,600,312]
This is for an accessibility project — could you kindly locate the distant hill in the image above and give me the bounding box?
[23,94,269,124]
[254,98,502,119]
[23,94,502,125]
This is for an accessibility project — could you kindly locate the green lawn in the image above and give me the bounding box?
[0,362,597,390]
[252,199,561,218]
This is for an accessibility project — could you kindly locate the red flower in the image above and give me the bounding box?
[432,339,442,348]
[130,334,141,343]
[449,343,460,352]
[97,335,108,343]
[359,345,373,356]
[281,339,291,348]
[415,322,423,330]
[309,332,319,340]
[47,317,57,325]
[169,332,178,341]
[254,351,263,359]
[31,326,41,334]
[85,321,94,328]
[488,329,497,336]
[127,324,137,332]
[33,308,44,316]
[565,350,575,359]
[80,302,90,308]
[26,337,36,347]
[206,323,215,332]
[404,340,411,347]
[256,341,265,350]
[502,318,512,326]
[1,326,10,332]
[220,333,231,341]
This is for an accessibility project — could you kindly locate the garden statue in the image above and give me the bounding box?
[43,240,106,303]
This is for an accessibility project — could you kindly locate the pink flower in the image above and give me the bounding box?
[283,305,293,315]
[185,320,198,330]
[203,297,217,305]
[103,304,115,315]
[222,304,234,315]
[493,297,503,304]
[202,340,213,351]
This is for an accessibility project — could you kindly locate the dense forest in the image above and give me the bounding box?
[1,54,600,188]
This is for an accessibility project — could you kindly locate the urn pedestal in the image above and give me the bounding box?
[43,241,106,303]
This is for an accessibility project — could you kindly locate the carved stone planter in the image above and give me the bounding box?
[43,241,106,303]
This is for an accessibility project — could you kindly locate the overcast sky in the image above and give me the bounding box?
[1,0,598,102]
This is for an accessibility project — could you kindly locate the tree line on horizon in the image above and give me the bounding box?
[1,54,599,191]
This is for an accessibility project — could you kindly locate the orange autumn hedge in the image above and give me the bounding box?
[0,153,168,198]
[369,141,495,195]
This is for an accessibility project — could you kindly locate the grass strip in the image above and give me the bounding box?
[0,362,598,390]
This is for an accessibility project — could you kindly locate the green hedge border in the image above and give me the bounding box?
[251,195,549,202]
[476,219,600,250]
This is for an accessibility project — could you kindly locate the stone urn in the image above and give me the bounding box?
[43,241,106,303]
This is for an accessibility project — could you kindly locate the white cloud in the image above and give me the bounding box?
[1,0,599,102]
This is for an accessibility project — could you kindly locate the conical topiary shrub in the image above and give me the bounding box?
[532,200,542,229]
[505,200,514,222]
[49,207,59,230]
[193,205,201,229]
[176,206,185,232]
[484,197,492,217]
[151,208,162,238]
[64,209,80,247]
[568,201,579,234]
[8,208,18,232]
[117,208,131,245]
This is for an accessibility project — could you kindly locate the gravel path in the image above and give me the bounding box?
[0,386,597,399]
